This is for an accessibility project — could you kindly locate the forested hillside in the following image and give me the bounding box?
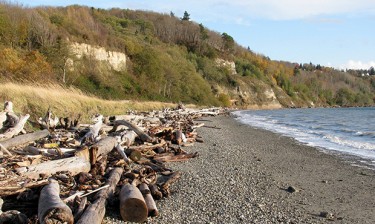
[1,2,374,108]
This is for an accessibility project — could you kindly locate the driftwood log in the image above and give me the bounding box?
[77,167,123,224]
[15,156,90,180]
[80,114,103,144]
[139,183,159,217]
[38,179,74,224]
[119,183,148,223]
[90,136,117,164]
[0,129,49,149]
[0,114,30,141]
[111,120,154,143]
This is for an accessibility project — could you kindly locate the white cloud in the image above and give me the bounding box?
[341,60,375,70]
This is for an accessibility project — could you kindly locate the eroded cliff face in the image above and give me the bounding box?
[69,42,126,71]
[215,58,237,75]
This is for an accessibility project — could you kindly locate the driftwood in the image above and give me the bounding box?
[0,179,48,197]
[90,136,117,164]
[139,183,159,217]
[0,197,28,224]
[0,101,15,130]
[38,108,59,130]
[149,184,163,200]
[119,183,148,223]
[80,114,103,144]
[111,120,154,143]
[38,179,74,224]
[0,103,224,222]
[120,130,137,147]
[0,114,30,141]
[153,152,198,163]
[0,210,28,224]
[115,143,130,163]
[77,167,123,224]
[0,129,49,149]
[15,156,91,180]
[160,171,181,197]
[73,197,87,221]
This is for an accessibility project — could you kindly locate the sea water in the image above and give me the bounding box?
[233,107,375,169]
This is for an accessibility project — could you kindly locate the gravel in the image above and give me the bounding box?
[104,115,375,224]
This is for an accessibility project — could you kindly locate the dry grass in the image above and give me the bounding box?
[0,82,177,122]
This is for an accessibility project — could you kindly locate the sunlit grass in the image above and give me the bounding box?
[0,82,177,122]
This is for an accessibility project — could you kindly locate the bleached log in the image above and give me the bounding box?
[15,156,90,180]
[0,129,49,149]
[38,179,74,224]
[120,130,137,147]
[139,183,159,217]
[77,167,123,224]
[90,136,117,164]
[119,183,148,223]
[111,120,154,143]
[80,114,103,144]
[115,143,130,163]
[0,114,29,141]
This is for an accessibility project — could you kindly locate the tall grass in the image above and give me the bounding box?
[0,82,177,122]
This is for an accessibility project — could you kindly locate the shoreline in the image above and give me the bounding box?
[157,115,375,223]
[105,115,375,223]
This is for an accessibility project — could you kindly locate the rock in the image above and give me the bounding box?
[320,211,335,220]
[286,186,298,193]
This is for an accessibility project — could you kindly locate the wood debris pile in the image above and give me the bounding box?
[0,101,226,223]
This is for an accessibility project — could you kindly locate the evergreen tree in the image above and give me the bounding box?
[369,66,375,76]
[181,11,190,21]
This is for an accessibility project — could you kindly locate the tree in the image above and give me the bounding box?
[181,11,190,21]
[369,66,375,76]
[221,32,234,52]
[199,23,208,41]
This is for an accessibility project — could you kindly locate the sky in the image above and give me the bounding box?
[15,0,375,70]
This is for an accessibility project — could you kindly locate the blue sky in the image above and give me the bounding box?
[16,0,375,69]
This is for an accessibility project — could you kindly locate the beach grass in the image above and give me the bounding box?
[0,82,179,122]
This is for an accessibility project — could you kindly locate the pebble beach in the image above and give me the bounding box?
[106,114,375,223]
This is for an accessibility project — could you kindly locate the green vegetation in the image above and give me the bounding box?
[0,2,374,108]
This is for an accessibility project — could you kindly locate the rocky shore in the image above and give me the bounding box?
[106,114,375,223]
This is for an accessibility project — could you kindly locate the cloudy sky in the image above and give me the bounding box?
[17,0,375,69]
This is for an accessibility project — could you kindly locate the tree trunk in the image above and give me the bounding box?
[139,183,159,217]
[16,156,90,180]
[119,183,148,223]
[0,129,49,149]
[77,167,123,224]
[38,179,74,224]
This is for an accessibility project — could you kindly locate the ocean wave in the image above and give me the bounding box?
[323,134,375,150]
